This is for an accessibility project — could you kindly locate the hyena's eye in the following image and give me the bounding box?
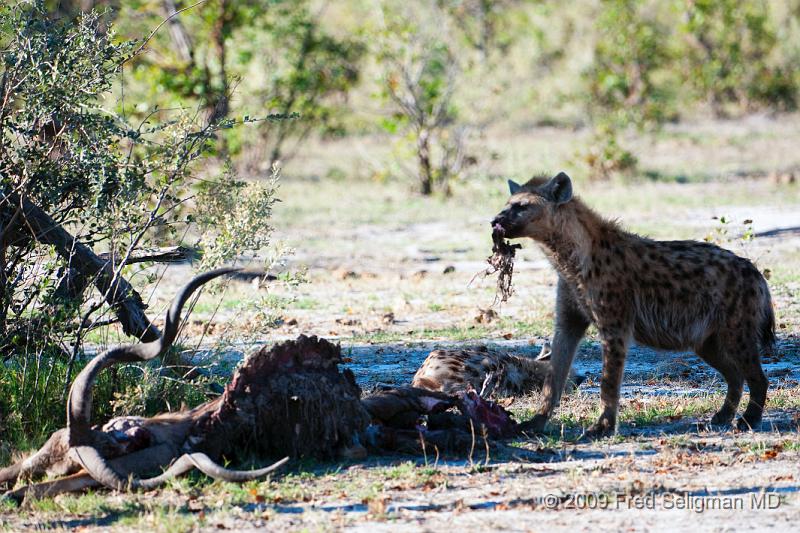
[510,203,535,216]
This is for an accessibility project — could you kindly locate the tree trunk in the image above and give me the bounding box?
[418,128,433,195]
[207,0,230,125]
[54,246,199,303]
[8,194,160,342]
[161,0,194,64]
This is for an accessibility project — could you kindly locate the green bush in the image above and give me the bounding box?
[375,2,470,195]
[678,0,798,115]
[119,0,364,168]
[586,0,678,129]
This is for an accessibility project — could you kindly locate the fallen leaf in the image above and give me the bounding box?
[761,448,779,460]
[411,270,428,281]
[335,269,360,280]
[497,397,515,407]
[367,496,389,517]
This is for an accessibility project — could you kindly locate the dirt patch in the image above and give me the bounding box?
[7,417,797,531]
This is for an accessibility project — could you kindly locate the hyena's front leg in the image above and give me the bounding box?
[585,331,630,438]
[522,281,589,433]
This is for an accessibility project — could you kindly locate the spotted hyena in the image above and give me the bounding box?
[411,344,585,397]
[491,172,775,437]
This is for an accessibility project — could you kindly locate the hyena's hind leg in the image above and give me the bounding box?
[696,334,743,426]
[738,349,768,431]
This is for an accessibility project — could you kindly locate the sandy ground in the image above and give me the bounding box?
[248,437,800,533]
[10,413,799,532]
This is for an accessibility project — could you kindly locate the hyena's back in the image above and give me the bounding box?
[610,237,774,355]
[412,347,583,397]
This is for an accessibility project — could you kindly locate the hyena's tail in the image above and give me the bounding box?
[758,291,776,356]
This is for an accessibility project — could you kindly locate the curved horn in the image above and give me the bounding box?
[186,453,289,482]
[67,267,271,489]
[68,267,242,443]
[69,447,288,490]
[0,462,22,490]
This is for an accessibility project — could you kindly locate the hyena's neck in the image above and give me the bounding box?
[538,200,620,285]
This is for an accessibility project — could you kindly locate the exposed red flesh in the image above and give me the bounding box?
[458,389,518,438]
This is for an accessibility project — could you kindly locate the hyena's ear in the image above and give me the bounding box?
[543,172,573,204]
[507,179,522,195]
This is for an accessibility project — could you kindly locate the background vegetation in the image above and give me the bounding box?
[51,0,800,186]
[1,0,799,458]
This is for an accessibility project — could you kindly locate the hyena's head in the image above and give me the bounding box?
[491,172,573,241]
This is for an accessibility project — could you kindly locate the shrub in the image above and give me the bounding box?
[375,2,469,195]
[0,2,284,449]
[678,0,798,115]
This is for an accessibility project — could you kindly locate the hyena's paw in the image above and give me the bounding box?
[517,414,549,435]
[583,416,616,440]
[737,402,765,432]
[709,409,736,427]
[735,415,762,432]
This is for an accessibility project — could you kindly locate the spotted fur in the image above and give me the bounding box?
[493,172,775,436]
[411,345,584,397]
